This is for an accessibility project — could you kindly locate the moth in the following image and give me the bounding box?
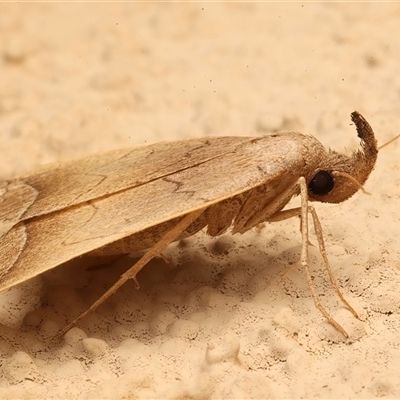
[0,111,377,338]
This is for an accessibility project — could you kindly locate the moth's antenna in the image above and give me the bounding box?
[378,133,400,150]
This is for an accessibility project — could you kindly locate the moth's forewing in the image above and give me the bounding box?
[0,133,325,292]
[1,137,252,221]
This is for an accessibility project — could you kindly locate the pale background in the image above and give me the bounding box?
[0,3,399,399]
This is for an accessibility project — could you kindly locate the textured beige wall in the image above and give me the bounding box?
[0,3,399,399]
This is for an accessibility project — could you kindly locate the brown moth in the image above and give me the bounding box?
[0,112,377,338]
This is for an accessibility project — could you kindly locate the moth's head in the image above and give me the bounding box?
[307,112,378,204]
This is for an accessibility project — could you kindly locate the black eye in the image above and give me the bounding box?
[309,170,334,195]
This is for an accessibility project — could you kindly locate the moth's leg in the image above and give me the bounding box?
[267,202,359,321]
[158,252,170,265]
[267,177,351,338]
[296,177,350,337]
[266,207,302,221]
[267,206,313,247]
[308,206,358,319]
[55,208,206,339]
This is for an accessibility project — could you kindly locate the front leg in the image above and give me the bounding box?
[267,177,357,338]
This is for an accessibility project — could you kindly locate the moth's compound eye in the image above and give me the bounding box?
[309,170,334,195]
